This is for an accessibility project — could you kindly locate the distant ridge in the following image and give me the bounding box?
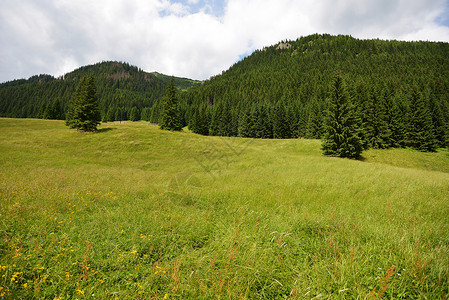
[0,61,200,122]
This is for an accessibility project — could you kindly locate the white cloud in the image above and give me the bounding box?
[0,0,448,82]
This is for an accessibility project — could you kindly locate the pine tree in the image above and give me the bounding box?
[390,95,407,147]
[305,97,324,139]
[405,89,437,152]
[322,72,363,159]
[195,104,210,135]
[140,107,150,122]
[238,106,253,137]
[115,107,123,123]
[129,106,139,121]
[104,106,115,122]
[273,102,289,139]
[160,77,182,131]
[65,75,101,132]
[364,88,392,149]
[209,102,223,136]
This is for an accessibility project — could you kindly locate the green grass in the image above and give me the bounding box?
[1,118,448,299]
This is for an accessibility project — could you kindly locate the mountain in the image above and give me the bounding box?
[182,34,449,149]
[0,61,200,122]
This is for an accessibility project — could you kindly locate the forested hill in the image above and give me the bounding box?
[183,34,449,150]
[0,61,200,121]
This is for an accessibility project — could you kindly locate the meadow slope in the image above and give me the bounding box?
[0,118,448,299]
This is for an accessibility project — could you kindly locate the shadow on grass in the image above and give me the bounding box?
[96,127,116,133]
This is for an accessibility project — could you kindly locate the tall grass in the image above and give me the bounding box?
[0,118,448,299]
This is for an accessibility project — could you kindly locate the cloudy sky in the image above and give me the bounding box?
[1,0,449,83]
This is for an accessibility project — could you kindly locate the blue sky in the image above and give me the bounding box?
[1,0,449,83]
[170,0,226,16]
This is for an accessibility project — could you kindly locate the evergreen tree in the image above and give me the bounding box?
[273,102,289,139]
[106,106,116,122]
[305,97,324,139]
[209,102,223,136]
[405,90,437,151]
[364,88,392,149]
[129,106,139,121]
[238,106,253,137]
[51,98,63,120]
[389,96,407,147]
[115,107,123,123]
[160,77,182,131]
[189,104,210,135]
[65,75,101,132]
[427,91,447,148]
[141,107,150,122]
[322,73,363,159]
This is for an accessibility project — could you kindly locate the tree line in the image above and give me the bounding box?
[0,61,199,122]
[183,34,449,153]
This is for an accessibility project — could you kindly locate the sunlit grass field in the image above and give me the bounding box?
[1,118,448,299]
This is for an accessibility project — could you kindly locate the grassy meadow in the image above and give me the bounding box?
[0,118,448,299]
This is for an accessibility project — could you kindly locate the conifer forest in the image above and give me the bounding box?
[1,34,448,152]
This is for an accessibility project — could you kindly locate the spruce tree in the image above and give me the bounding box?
[305,97,324,139]
[196,104,210,135]
[364,88,392,149]
[238,106,253,137]
[159,77,182,131]
[129,106,139,121]
[209,102,223,136]
[65,75,101,132]
[322,72,363,159]
[390,96,407,147]
[273,102,289,139]
[405,90,437,152]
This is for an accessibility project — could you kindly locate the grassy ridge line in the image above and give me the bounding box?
[0,118,448,299]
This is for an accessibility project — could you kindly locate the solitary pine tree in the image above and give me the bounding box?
[322,72,363,159]
[160,77,182,131]
[65,75,101,132]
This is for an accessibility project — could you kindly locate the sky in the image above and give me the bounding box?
[1,0,449,83]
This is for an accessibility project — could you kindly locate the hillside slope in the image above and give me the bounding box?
[181,34,449,148]
[0,61,200,121]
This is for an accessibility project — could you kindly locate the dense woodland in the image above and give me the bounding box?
[0,61,199,122]
[1,34,448,150]
[182,34,449,150]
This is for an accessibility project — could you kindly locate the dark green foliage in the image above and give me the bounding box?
[405,90,438,152]
[322,73,363,159]
[251,104,273,139]
[65,76,101,132]
[178,34,449,151]
[273,102,290,139]
[428,92,448,148]
[389,96,408,148]
[43,98,63,120]
[129,106,140,122]
[160,77,182,131]
[238,106,253,137]
[363,88,392,149]
[141,107,151,122]
[305,97,324,139]
[189,104,210,135]
[0,61,199,121]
